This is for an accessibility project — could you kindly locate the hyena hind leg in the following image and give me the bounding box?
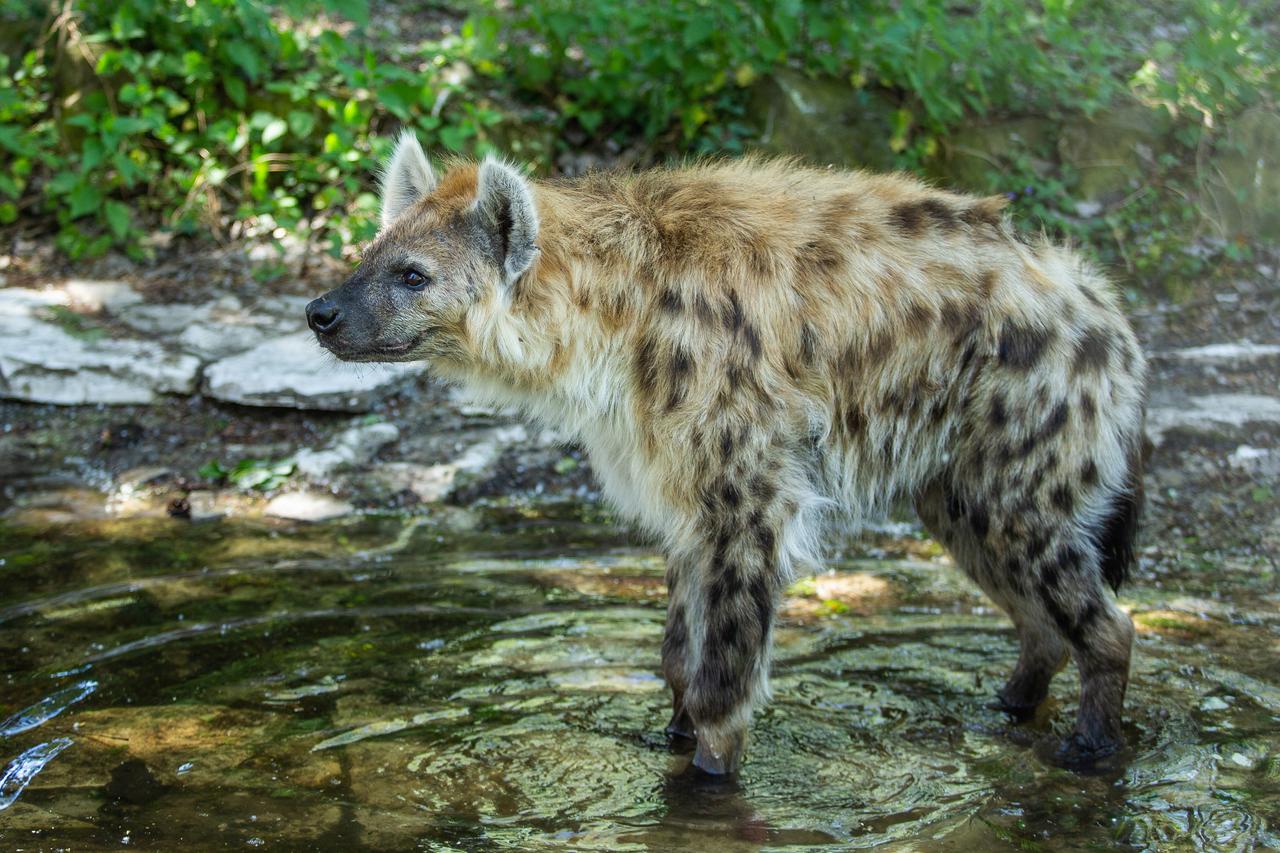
[915,483,1069,720]
[918,476,1139,766]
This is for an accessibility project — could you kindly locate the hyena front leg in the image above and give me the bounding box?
[672,471,790,775]
[662,554,695,739]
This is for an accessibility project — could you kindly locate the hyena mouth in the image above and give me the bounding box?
[321,333,423,362]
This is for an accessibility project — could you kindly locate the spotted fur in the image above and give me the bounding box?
[309,135,1148,774]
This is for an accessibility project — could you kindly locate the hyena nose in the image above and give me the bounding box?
[306,297,342,334]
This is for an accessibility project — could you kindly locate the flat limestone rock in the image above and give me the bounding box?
[203,331,422,411]
[1147,393,1280,445]
[0,302,201,405]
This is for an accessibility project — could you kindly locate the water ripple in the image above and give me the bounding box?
[0,738,74,810]
[0,680,97,738]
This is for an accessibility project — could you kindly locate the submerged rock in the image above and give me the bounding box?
[203,331,422,411]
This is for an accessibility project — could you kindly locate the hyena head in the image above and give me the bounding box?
[306,131,538,365]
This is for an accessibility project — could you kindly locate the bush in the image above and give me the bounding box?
[0,0,498,259]
[0,0,1274,274]
[473,0,1126,152]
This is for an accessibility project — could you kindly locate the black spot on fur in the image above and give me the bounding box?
[920,198,960,229]
[1051,484,1075,513]
[748,575,772,642]
[1042,401,1070,440]
[725,290,744,332]
[1081,459,1099,485]
[843,405,865,436]
[799,323,818,366]
[1080,286,1104,308]
[719,428,734,462]
[1080,392,1097,423]
[658,287,683,314]
[998,322,1053,369]
[940,298,982,344]
[633,335,660,395]
[749,476,777,505]
[890,202,925,235]
[708,562,743,610]
[1072,327,1112,376]
[969,502,990,538]
[1024,532,1050,563]
[990,394,1008,427]
[904,300,936,336]
[742,323,763,360]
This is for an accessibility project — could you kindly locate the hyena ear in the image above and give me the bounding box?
[472,156,539,287]
[380,131,437,228]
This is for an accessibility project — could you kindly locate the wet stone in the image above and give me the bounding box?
[104,759,168,805]
[263,490,355,522]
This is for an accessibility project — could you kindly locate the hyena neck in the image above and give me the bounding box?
[450,184,626,429]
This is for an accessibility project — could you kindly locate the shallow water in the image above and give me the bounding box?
[0,505,1277,851]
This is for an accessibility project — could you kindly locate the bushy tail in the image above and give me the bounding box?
[1097,436,1149,592]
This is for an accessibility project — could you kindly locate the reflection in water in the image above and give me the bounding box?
[0,509,1276,850]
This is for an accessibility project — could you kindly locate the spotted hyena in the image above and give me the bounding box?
[307,133,1147,775]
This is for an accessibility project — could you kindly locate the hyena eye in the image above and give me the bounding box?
[401,269,430,289]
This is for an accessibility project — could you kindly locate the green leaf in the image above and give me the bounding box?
[288,110,316,138]
[104,200,131,239]
[224,40,262,81]
[0,202,16,224]
[323,0,370,26]
[261,117,288,145]
[67,183,103,219]
[197,461,227,481]
[225,76,247,108]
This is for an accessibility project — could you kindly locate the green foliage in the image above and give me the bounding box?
[0,0,498,259]
[472,0,1125,148]
[0,0,1274,290]
[199,458,295,491]
[1130,1,1274,137]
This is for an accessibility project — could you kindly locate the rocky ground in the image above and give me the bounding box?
[0,243,1277,576]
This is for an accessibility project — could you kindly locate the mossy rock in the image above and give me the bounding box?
[746,69,898,171]
[927,117,1059,191]
[1198,108,1280,240]
[1057,99,1174,202]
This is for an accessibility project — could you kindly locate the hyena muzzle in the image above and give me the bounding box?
[307,133,1147,775]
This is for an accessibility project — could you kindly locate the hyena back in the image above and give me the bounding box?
[307,133,1147,774]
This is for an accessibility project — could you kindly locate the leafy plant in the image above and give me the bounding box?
[198,458,294,491]
[0,0,501,259]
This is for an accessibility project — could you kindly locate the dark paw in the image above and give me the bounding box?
[990,693,1042,723]
[691,741,740,776]
[1045,732,1124,773]
[666,710,695,741]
